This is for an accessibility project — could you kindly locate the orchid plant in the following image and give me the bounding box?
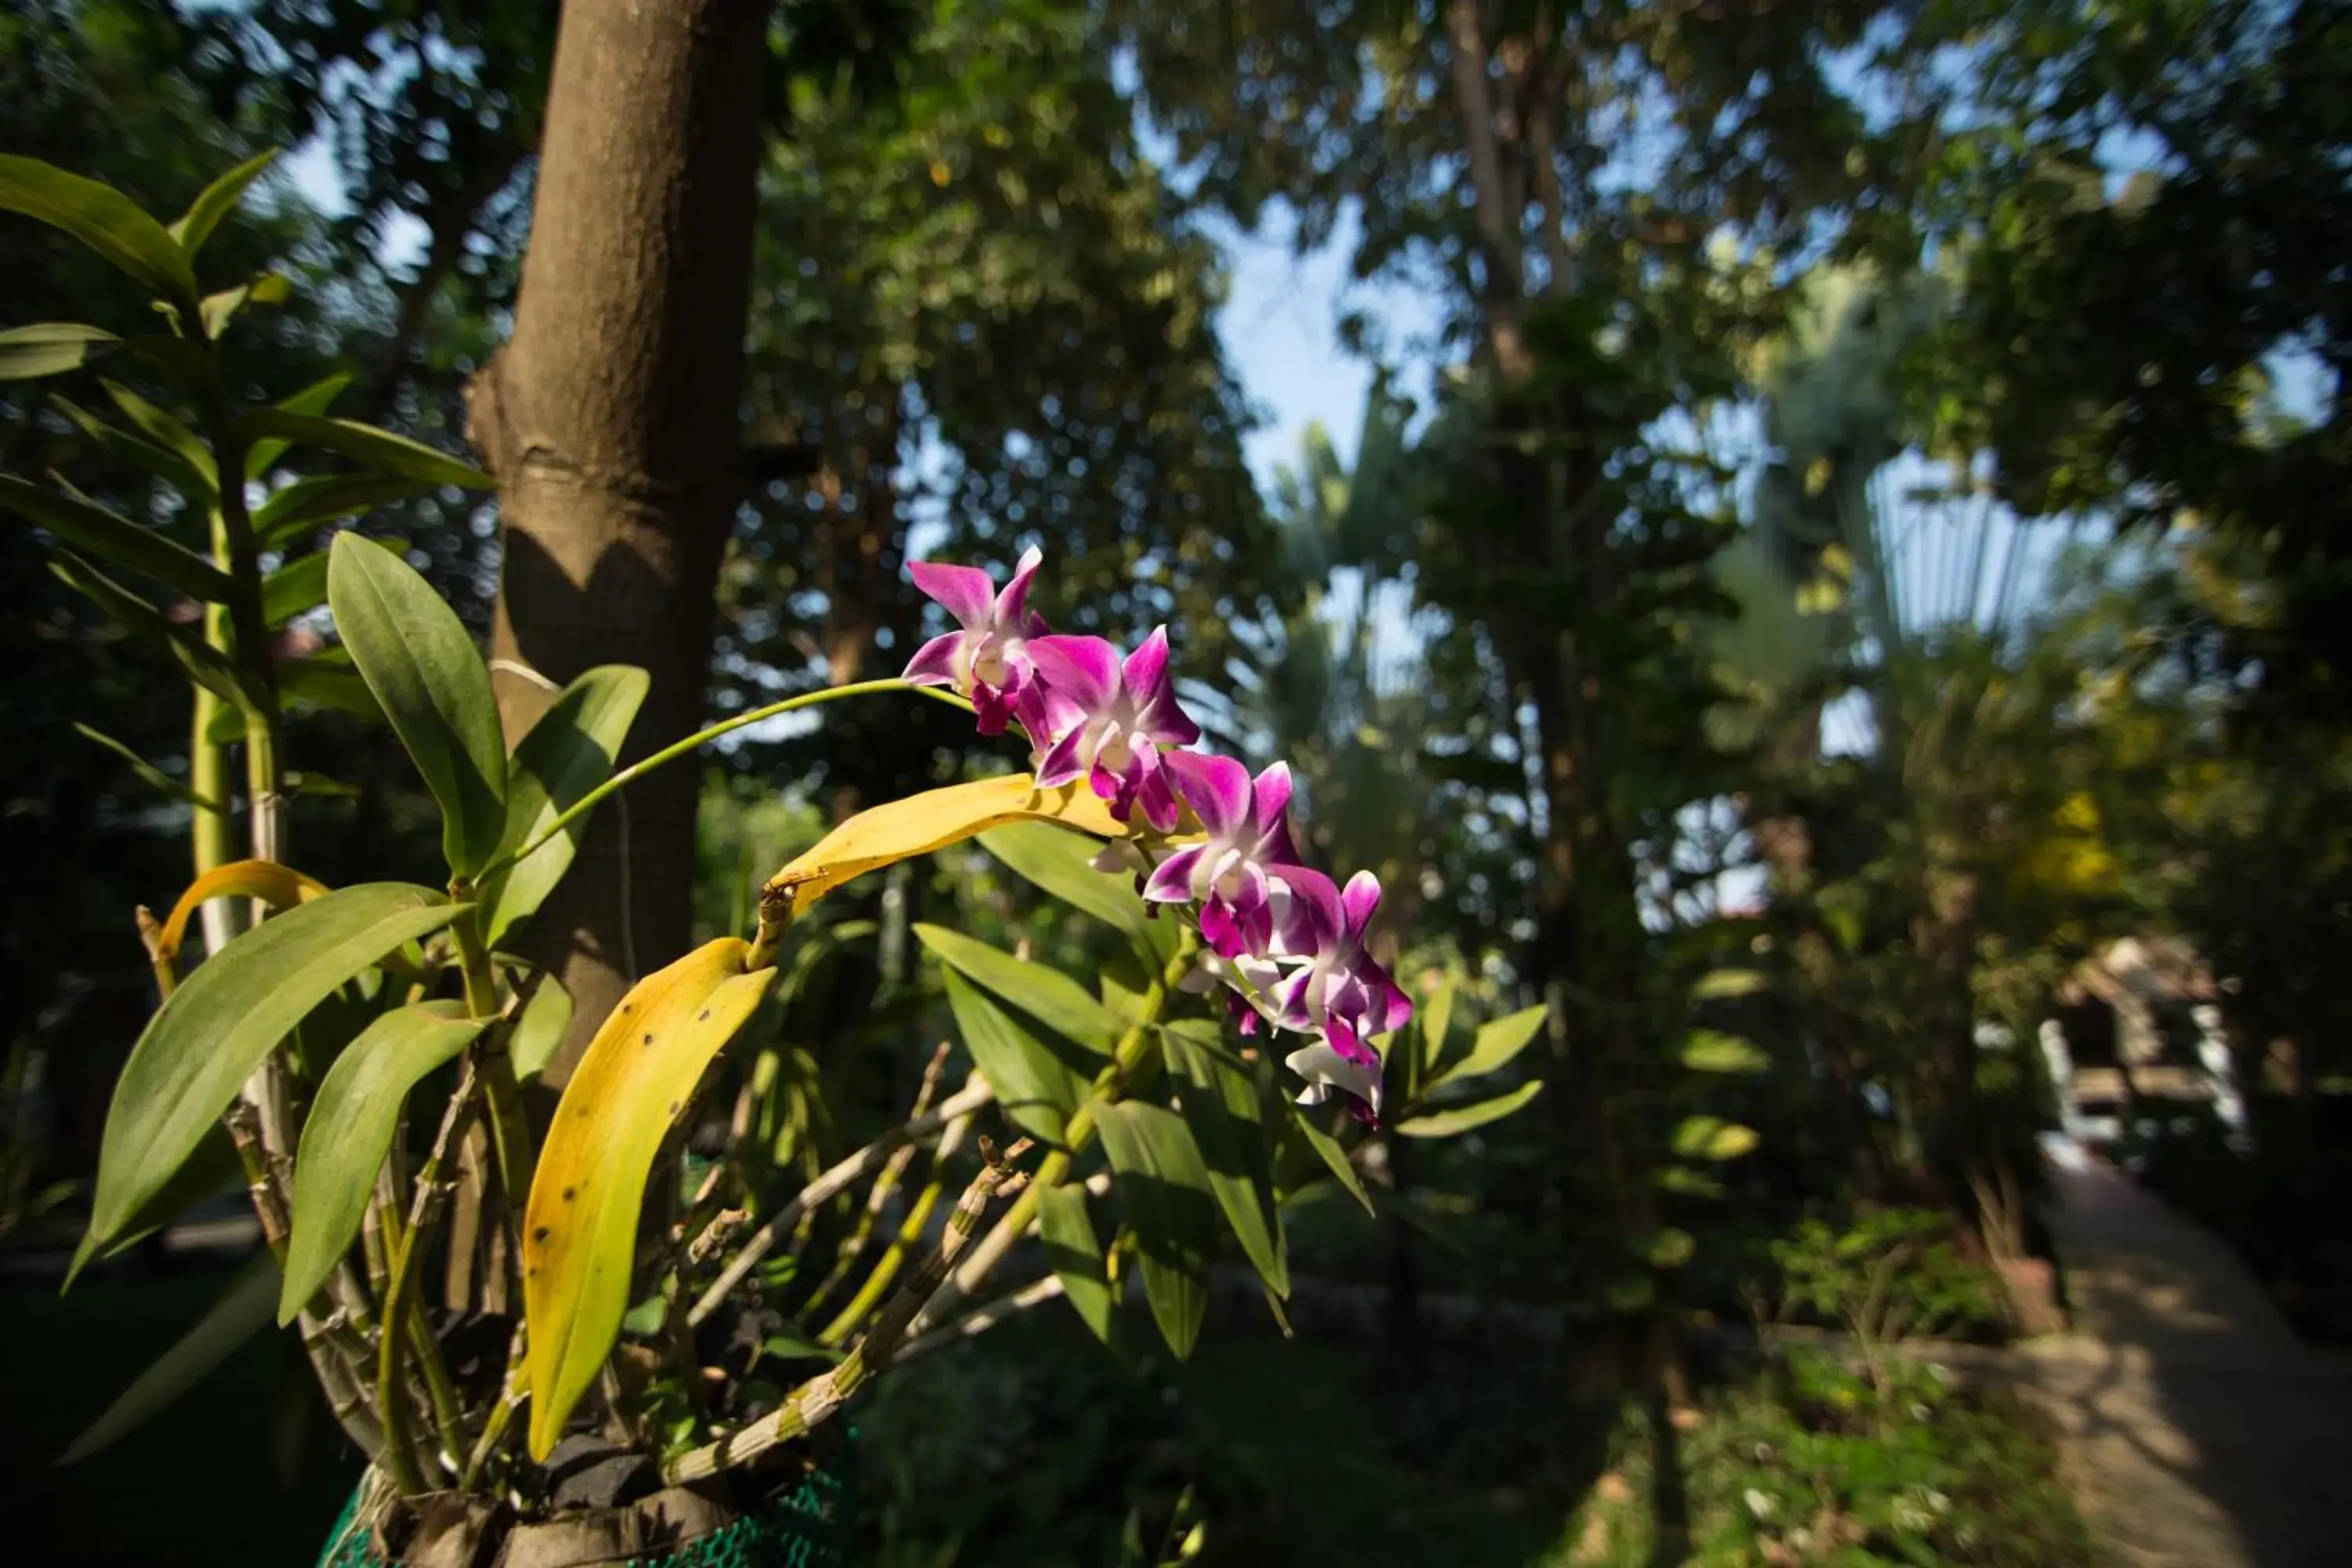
[7,150,1545,1566]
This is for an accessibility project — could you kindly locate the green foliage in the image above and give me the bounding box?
[1667,1347,2096,1567]
[1283,1103,1374,1217]
[1442,1002,1550,1086]
[1093,1100,1218,1359]
[1769,1211,2009,1370]
[1681,1031,1770,1076]
[1036,1182,1116,1341]
[0,320,118,379]
[914,923,1120,1054]
[980,820,1177,964]
[1394,1080,1546,1140]
[79,884,462,1270]
[0,473,230,598]
[1911,0,2352,724]
[281,1001,489,1322]
[327,535,507,877]
[507,971,575,1081]
[940,965,1087,1145]
[1160,1021,1288,1298]
[0,151,198,308]
[167,148,280,257]
[479,665,651,949]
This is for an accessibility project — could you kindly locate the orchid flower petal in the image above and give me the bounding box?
[1123,626,1171,702]
[994,545,1044,624]
[902,630,965,688]
[1166,751,1250,838]
[1142,845,1206,904]
[1027,633,1121,710]
[1284,1040,1384,1117]
[1250,761,1294,838]
[907,560,996,627]
[1035,724,1089,789]
[1200,898,1244,957]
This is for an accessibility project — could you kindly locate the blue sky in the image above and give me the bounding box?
[1207,204,1445,495]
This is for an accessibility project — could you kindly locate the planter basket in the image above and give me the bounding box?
[317,1446,853,1568]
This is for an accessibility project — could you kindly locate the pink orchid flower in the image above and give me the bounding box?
[902,546,1047,735]
[1272,868,1414,1059]
[1144,753,1305,959]
[1025,628,1200,831]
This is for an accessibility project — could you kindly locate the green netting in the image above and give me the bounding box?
[317,1444,854,1568]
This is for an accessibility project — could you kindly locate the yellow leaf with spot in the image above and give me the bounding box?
[762,774,1156,920]
[523,938,777,1459]
[155,858,331,966]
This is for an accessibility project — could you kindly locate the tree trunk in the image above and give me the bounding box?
[1443,0,1673,1390]
[467,0,768,1086]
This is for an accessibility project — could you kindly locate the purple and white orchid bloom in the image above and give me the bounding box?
[1271,868,1414,1055]
[1025,628,1201,832]
[1144,753,1304,958]
[901,546,1047,735]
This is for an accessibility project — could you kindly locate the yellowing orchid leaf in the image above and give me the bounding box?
[155,858,331,966]
[761,774,1142,920]
[523,938,776,1461]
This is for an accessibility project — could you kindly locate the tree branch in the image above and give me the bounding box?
[1445,0,1534,379]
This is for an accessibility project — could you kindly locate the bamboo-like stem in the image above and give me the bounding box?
[188,683,241,959]
[223,1104,383,1454]
[663,1138,1036,1484]
[817,1109,978,1344]
[450,907,534,1283]
[483,680,967,883]
[800,1043,951,1324]
[460,1356,528,1492]
[379,1065,481,1495]
[688,1074,996,1327]
[135,907,173,1004]
[895,1171,1115,1361]
[212,401,298,1159]
[374,1187,466,1476]
[187,360,400,1452]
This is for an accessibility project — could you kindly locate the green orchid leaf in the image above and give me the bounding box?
[328,534,506,875]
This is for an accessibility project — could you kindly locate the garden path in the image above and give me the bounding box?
[2014,1140,2352,1568]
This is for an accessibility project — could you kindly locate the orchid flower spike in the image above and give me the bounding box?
[1025,628,1200,831]
[902,546,1047,735]
[1146,753,1304,958]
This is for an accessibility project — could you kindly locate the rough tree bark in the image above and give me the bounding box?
[466,0,768,1085]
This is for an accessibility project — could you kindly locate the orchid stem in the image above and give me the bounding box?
[482,680,971,881]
